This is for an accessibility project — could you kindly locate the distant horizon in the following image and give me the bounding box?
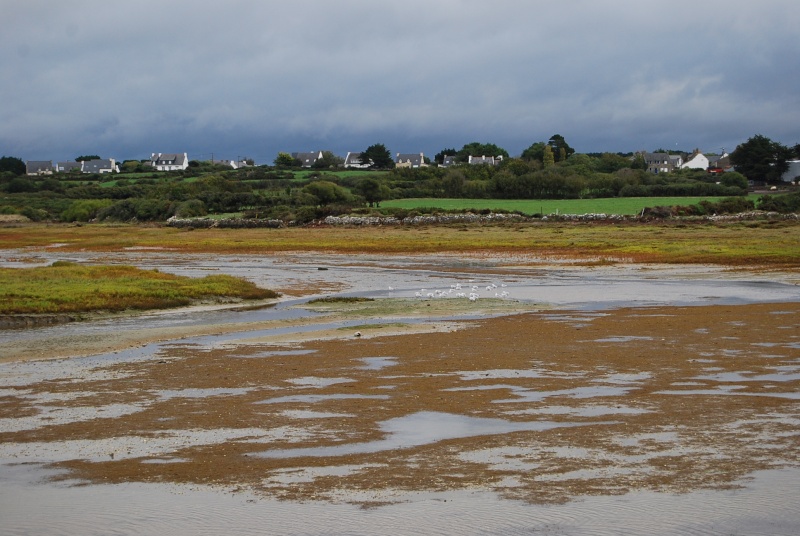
[9,138,762,166]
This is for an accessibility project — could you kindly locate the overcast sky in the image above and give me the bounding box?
[2,0,799,164]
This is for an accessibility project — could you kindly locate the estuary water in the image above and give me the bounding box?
[1,250,799,535]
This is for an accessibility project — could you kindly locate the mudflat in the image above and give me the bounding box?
[2,301,797,506]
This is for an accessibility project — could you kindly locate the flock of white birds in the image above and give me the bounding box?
[400,280,511,302]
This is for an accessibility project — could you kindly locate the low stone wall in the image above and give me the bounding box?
[706,211,798,221]
[167,217,284,229]
[167,210,798,229]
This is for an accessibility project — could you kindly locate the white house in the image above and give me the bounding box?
[291,151,323,167]
[468,155,501,166]
[344,152,371,169]
[150,153,189,171]
[81,158,119,174]
[681,150,709,170]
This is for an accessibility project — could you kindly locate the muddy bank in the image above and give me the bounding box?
[2,301,798,507]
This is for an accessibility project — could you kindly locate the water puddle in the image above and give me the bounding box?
[153,387,253,400]
[258,411,602,459]
[280,410,354,419]
[356,357,399,370]
[0,427,311,463]
[510,404,651,417]
[256,393,390,405]
[695,371,800,382]
[592,336,655,343]
[0,402,146,433]
[285,377,355,388]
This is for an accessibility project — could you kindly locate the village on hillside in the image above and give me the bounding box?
[18,147,800,184]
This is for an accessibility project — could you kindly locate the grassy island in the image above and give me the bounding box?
[0,261,277,316]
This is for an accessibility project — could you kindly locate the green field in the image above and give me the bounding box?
[380,196,760,216]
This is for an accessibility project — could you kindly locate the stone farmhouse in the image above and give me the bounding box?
[395,153,427,168]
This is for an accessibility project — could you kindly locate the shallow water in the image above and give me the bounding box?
[1,463,799,536]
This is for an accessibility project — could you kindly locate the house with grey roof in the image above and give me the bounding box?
[643,152,674,174]
[55,161,82,173]
[441,155,458,167]
[395,153,427,168]
[344,152,371,169]
[468,155,501,166]
[291,151,323,167]
[25,161,53,175]
[81,158,118,174]
[150,153,189,171]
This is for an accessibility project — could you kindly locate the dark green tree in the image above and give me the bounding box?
[354,177,383,206]
[730,134,792,183]
[0,156,26,175]
[596,153,633,173]
[313,151,344,169]
[274,152,300,168]
[75,155,101,162]
[303,180,352,205]
[543,145,555,168]
[547,134,574,162]
[630,153,648,170]
[361,144,394,169]
[520,142,546,162]
[457,142,509,162]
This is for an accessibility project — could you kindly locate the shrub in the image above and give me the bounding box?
[62,199,115,222]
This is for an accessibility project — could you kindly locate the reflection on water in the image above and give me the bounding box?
[258,411,599,459]
[2,463,799,536]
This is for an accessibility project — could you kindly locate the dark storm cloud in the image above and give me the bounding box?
[2,0,798,163]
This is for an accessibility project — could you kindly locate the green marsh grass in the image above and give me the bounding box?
[0,262,277,315]
[1,221,798,267]
[380,196,761,216]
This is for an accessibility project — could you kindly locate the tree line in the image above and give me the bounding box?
[1,134,797,223]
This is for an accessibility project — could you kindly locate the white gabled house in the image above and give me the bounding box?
[81,158,119,174]
[344,152,371,169]
[150,153,189,171]
[680,149,709,170]
[291,151,323,167]
[468,155,502,166]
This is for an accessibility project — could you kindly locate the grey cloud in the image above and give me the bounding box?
[2,1,798,163]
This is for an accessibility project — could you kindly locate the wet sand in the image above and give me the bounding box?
[2,301,798,506]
